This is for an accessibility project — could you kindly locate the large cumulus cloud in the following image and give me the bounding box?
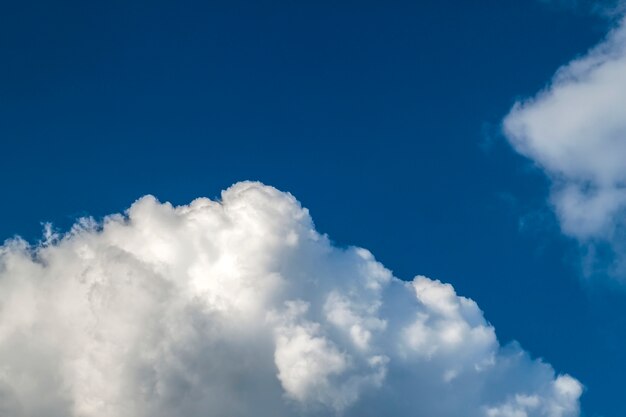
[0,182,581,416]
[503,18,626,278]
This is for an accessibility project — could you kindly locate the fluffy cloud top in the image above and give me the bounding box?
[504,19,626,275]
[0,182,580,416]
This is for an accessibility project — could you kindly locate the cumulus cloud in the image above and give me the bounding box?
[0,181,580,416]
[503,18,626,277]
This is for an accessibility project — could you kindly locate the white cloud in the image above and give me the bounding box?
[503,18,626,277]
[0,181,581,416]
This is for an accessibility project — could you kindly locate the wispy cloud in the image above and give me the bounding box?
[503,18,626,279]
[538,0,626,16]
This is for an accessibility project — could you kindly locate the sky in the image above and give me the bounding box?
[0,1,625,416]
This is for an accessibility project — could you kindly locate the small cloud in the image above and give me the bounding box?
[503,18,626,281]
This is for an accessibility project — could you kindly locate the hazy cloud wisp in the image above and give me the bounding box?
[504,18,626,278]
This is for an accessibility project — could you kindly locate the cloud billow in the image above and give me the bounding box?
[0,182,580,416]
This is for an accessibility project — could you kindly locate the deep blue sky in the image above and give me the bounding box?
[0,1,621,415]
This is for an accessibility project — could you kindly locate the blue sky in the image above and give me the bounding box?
[1,1,624,416]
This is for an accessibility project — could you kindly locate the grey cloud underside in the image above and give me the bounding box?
[0,182,581,416]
